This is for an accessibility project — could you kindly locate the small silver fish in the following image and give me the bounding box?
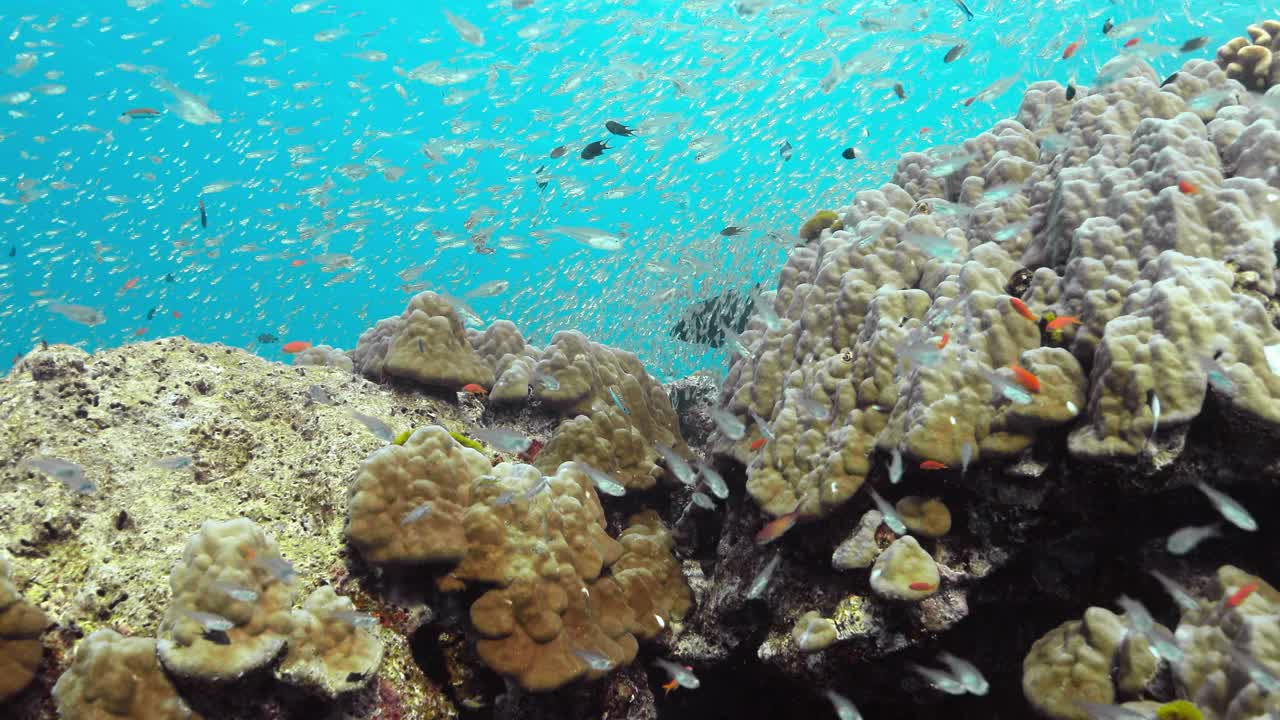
[747,551,781,599]
[153,455,193,471]
[214,582,258,603]
[523,476,551,500]
[1196,481,1257,531]
[910,663,966,694]
[401,502,432,525]
[823,690,863,720]
[1166,523,1220,555]
[257,555,298,584]
[749,409,774,440]
[608,386,630,415]
[1114,595,1155,636]
[573,648,614,672]
[185,609,234,632]
[936,652,988,695]
[697,462,728,499]
[1148,570,1199,612]
[470,427,531,454]
[889,448,903,484]
[1149,392,1160,443]
[307,384,335,405]
[653,658,699,689]
[494,490,516,507]
[579,463,626,497]
[22,456,94,494]
[709,408,746,440]
[333,610,378,628]
[656,443,696,485]
[349,411,394,442]
[536,372,560,391]
[690,492,716,511]
[868,488,906,535]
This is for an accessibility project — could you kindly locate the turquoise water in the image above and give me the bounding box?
[0,0,1263,379]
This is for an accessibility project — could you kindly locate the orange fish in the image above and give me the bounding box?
[121,107,162,118]
[936,332,949,350]
[920,460,948,470]
[750,437,766,451]
[1009,297,1037,322]
[1124,37,1140,47]
[963,96,976,107]
[919,127,931,135]
[1062,40,1082,59]
[290,259,307,267]
[122,276,140,291]
[1226,581,1259,608]
[1010,362,1041,393]
[1045,315,1081,331]
[172,310,182,319]
[1178,180,1198,195]
[755,510,800,545]
[909,582,936,591]
[662,678,679,696]
[461,383,488,395]
[282,340,312,354]
[134,327,147,336]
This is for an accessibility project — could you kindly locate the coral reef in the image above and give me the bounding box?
[52,630,197,720]
[290,344,354,373]
[1216,20,1280,91]
[0,555,48,704]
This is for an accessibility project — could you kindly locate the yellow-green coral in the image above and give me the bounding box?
[1156,700,1204,720]
[799,210,840,241]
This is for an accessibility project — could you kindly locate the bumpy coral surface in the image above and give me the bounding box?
[278,586,385,699]
[610,511,692,639]
[0,555,48,703]
[716,54,1280,518]
[1216,20,1280,91]
[157,518,297,680]
[52,630,198,720]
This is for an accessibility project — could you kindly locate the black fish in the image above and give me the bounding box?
[721,226,745,236]
[199,199,207,229]
[535,165,549,192]
[7,245,13,257]
[257,333,278,344]
[550,145,568,158]
[1066,85,1076,100]
[1102,18,1114,35]
[203,629,231,646]
[1179,36,1209,53]
[894,82,906,100]
[670,286,758,348]
[944,43,967,63]
[778,140,793,161]
[841,147,857,160]
[604,120,635,136]
[165,272,175,283]
[1161,72,1180,87]
[581,140,611,160]
[953,0,974,21]
[346,671,365,683]
[147,307,158,320]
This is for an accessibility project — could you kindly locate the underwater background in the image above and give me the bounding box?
[0,0,1264,380]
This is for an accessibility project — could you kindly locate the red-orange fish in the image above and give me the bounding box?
[1010,297,1037,322]
[134,327,147,336]
[963,96,976,107]
[909,582,936,591]
[1010,362,1041,393]
[936,332,949,349]
[1062,40,1082,59]
[1124,37,1140,47]
[172,310,182,319]
[282,340,312,354]
[662,678,680,696]
[755,510,800,545]
[1227,581,1260,608]
[750,437,767,451]
[1178,180,1198,195]
[121,107,162,118]
[290,259,307,267]
[920,460,948,470]
[122,276,140,291]
[461,383,488,395]
[1045,315,1081,331]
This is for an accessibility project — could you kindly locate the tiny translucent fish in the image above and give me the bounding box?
[747,551,781,599]
[749,409,774,441]
[656,443,696,486]
[653,658,699,689]
[523,476,552,500]
[153,455,193,471]
[442,9,484,46]
[1195,481,1258,531]
[690,492,716,511]
[609,387,630,415]
[333,610,378,628]
[1166,523,1220,555]
[23,456,93,493]
[697,462,729,500]
[710,408,746,440]
[470,428,532,454]
[1114,595,1155,636]
[752,289,782,331]
[788,389,830,421]
[1148,570,1200,612]
[1147,623,1183,663]
[258,555,298,584]
[1149,392,1161,443]
[579,463,626,497]
[937,652,988,695]
[350,411,395,442]
[536,372,560,391]
[308,385,335,405]
[48,302,106,326]
[960,443,973,476]
[910,663,966,695]
[464,280,509,299]
[494,490,517,507]
[214,582,258,603]
[868,488,906,535]
[979,367,1034,405]
[401,502,432,525]
[574,648,614,672]
[824,690,863,720]
[185,609,234,632]
[889,448,903,484]
[1231,647,1280,693]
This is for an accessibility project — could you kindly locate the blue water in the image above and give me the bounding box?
[0,0,1264,381]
